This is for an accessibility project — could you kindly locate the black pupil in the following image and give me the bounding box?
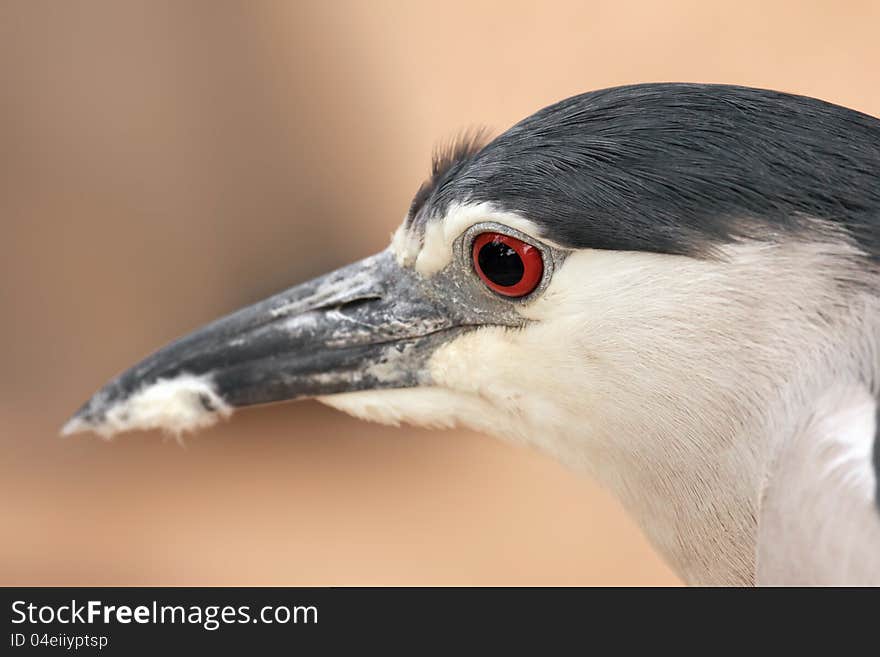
[477,240,524,287]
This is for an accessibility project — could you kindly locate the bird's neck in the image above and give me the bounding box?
[578,296,880,586]
[570,420,764,586]
[755,384,880,584]
[576,379,878,586]
[531,241,880,585]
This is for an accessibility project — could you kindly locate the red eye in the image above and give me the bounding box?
[472,232,544,297]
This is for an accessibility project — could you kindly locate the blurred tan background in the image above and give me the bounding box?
[3,0,880,585]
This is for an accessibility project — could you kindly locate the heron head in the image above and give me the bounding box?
[64,83,879,469]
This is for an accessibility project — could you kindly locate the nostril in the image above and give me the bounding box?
[314,295,382,313]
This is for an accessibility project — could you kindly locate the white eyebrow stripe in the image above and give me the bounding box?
[390,201,546,276]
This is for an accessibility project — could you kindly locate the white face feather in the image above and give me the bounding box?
[332,206,880,585]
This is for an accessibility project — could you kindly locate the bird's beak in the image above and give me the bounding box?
[62,248,468,437]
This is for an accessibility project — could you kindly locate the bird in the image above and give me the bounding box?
[62,82,880,586]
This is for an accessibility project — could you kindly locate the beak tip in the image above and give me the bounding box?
[60,414,92,438]
[61,374,125,438]
[60,392,107,437]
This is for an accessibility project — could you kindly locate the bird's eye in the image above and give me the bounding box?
[472,232,544,297]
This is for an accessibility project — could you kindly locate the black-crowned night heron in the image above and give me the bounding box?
[63,83,880,586]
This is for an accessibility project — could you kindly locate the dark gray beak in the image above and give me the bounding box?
[62,249,474,437]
